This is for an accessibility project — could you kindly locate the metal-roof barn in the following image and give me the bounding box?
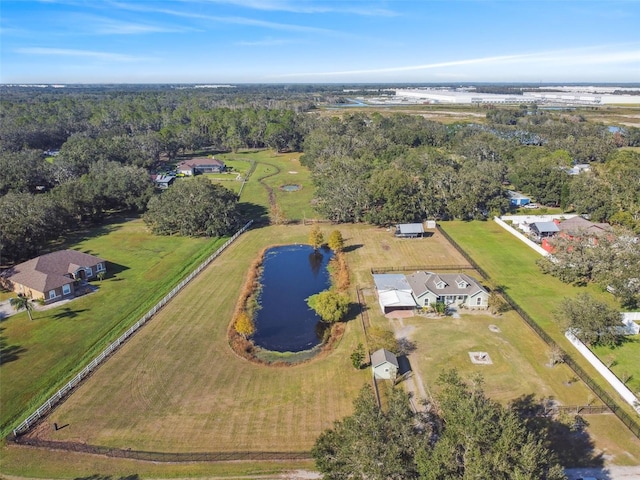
[395,223,424,238]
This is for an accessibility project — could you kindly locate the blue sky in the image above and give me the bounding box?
[2,0,639,84]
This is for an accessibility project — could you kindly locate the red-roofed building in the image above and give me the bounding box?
[541,216,612,253]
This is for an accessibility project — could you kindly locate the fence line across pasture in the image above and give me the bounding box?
[436,224,640,441]
[553,405,611,415]
[13,436,312,462]
[370,264,474,274]
[11,220,254,439]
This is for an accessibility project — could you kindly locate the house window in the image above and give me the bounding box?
[85,267,92,277]
[96,263,104,272]
[424,298,430,306]
[62,284,71,295]
[476,297,482,306]
[445,295,455,304]
[49,290,57,299]
[436,281,446,289]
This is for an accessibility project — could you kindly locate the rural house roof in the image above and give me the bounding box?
[151,174,175,183]
[396,223,424,235]
[8,250,105,293]
[378,290,417,308]
[373,273,412,292]
[371,349,399,369]
[557,216,611,236]
[405,271,486,298]
[531,222,560,234]
[177,157,225,169]
[373,274,416,309]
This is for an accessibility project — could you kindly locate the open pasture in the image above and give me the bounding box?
[0,217,222,438]
[23,224,469,454]
[440,220,640,399]
[30,224,369,453]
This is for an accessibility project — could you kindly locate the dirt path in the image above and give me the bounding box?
[387,316,430,410]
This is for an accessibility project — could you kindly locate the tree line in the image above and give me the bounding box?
[302,111,640,228]
[313,371,569,480]
[1,88,639,265]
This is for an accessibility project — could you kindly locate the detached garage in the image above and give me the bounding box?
[373,274,417,314]
[395,223,425,238]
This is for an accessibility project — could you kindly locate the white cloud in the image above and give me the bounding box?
[15,47,152,62]
[109,1,350,36]
[193,0,399,16]
[83,15,196,34]
[274,45,640,78]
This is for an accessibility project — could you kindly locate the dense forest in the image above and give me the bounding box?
[1,85,639,268]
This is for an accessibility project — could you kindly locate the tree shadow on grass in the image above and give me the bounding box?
[74,475,140,480]
[0,327,26,365]
[510,394,607,471]
[237,202,269,227]
[51,307,89,320]
[343,244,364,253]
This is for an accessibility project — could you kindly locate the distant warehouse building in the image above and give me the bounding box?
[525,92,640,105]
[395,88,539,105]
[394,88,640,106]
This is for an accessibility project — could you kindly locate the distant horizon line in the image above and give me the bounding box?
[3,82,640,87]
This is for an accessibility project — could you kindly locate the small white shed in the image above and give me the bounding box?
[371,349,399,380]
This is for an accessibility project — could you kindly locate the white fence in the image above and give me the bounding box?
[565,331,640,414]
[493,216,550,257]
[12,220,253,437]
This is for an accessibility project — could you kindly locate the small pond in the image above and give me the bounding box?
[280,184,302,192]
[252,244,333,352]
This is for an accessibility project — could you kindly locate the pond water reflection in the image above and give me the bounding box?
[252,244,333,352]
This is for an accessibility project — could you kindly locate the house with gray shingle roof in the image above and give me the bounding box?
[176,157,225,176]
[405,271,489,310]
[5,250,106,305]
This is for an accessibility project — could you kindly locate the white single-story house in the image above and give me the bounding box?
[373,274,417,314]
[405,271,489,309]
[395,223,425,238]
[371,348,399,380]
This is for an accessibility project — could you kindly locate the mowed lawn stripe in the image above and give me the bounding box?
[439,220,640,418]
[41,224,369,453]
[0,218,220,437]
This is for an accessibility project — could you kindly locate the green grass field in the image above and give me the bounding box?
[29,224,370,453]
[221,150,315,222]
[2,151,640,477]
[439,221,640,414]
[0,217,224,438]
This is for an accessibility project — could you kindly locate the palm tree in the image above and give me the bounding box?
[10,294,34,321]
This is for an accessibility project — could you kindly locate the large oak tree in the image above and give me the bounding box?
[143,176,241,237]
